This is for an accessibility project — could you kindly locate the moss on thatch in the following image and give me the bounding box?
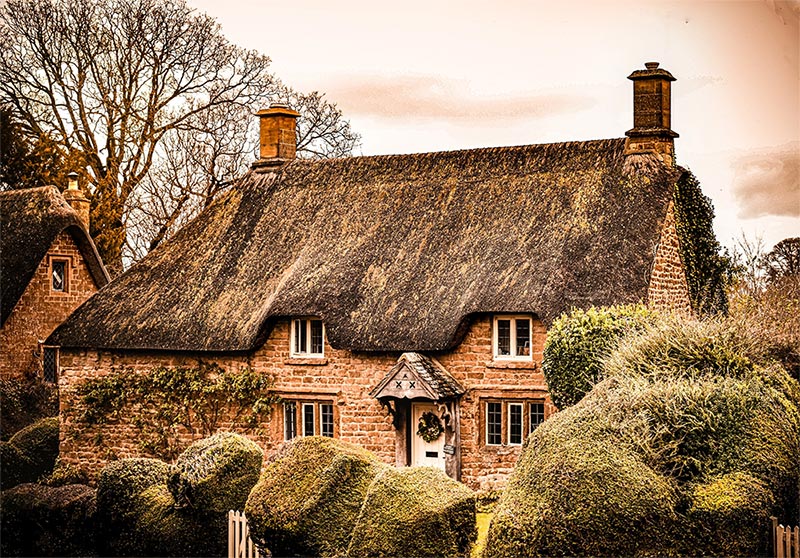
[486,319,800,557]
[348,466,477,557]
[246,436,386,556]
[0,483,96,557]
[0,186,108,325]
[169,431,263,513]
[50,139,680,352]
[0,416,59,489]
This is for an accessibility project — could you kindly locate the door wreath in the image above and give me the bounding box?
[416,411,444,443]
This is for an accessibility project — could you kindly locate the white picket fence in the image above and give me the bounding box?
[773,517,800,558]
[228,510,264,558]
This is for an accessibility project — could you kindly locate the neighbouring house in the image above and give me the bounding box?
[49,63,694,490]
[0,177,109,381]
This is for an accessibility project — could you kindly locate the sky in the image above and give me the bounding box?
[187,0,799,252]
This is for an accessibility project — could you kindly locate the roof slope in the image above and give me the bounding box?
[49,139,680,352]
[1,186,109,325]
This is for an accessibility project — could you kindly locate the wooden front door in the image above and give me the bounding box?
[411,402,446,470]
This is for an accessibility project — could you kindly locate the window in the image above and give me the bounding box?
[508,402,523,445]
[291,318,324,357]
[484,398,546,446]
[486,402,502,446]
[51,260,67,292]
[284,400,335,440]
[493,315,532,360]
[43,347,58,383]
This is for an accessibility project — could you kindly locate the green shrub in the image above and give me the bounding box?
[0,416,59,489]
[246,436,386,556]
[348,467,477,557]
[0,371,58,440]
[486,318,800,557]
[170,431,263,513]
[0,483,96,557]
[43,458,90,487]
[542,304,656,409]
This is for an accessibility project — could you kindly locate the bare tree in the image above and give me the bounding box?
[0,0,275,273]
[762,237,800,283]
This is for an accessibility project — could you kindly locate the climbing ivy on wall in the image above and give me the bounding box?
[73,363,276,460]
[673,171,732,315]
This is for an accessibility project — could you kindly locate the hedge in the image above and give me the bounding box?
[0,416,59,489]
[542,304,655,409]
[486,318,800,557]
[0,483,96,557]
[348,466,477,557]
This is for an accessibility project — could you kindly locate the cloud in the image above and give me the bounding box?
[731,143,800,218]
[323,74,596,122]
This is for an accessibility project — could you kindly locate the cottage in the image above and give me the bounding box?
[0,178,108,380]
[49,63,694,489]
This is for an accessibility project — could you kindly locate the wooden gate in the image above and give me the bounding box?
[228,510,263,558]
[773,517,800,558]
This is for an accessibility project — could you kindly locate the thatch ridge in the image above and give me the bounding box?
[1,186,109,325]
[49,138,679,351]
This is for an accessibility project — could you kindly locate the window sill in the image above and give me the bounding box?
[284,357,328,366]
[486,360,537,370]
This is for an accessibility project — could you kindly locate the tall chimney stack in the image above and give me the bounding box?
[62,171,90,229]
[251,103,300,171]
[624,62,679,166]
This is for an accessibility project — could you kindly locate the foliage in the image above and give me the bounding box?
[542,304,656,410]
[0,369,58,440]
[95,433,263,557]
[0,483,96,557]
[348,467,477,558]
[42,458,90,487]
[763,237,800,283]
[0,0,359,272]
[486,318,800,557]
[0,105,66,190]
[416,410,445,442]
[73,362,276,460]
[0,417,59,489]
[673,171,732,315]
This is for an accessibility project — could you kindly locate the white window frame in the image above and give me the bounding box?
[302,403,316,436]
[492,315,533,361]
[485,401,503,446]
[290,318,325,358]
[508,402,524,446]
[284,402,297,440]
[50,258,69,293]
[529,402,545,433]
[320,403,334,438]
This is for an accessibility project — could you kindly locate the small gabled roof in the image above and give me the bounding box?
[0,186,109,326]
[49,138,681,352]
[370,352,465,401]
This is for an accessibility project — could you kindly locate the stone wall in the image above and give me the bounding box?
[58,315,556,491]
[647,201,692,316]
[0,231,101,378]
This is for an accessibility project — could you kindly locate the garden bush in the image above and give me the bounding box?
[0,371,58,440]
[486,318,800,557]
[542,304,656,409]
[0,416,59,489]
[246,436,386,556]
[0,483,96,557]
[348,466,477,557]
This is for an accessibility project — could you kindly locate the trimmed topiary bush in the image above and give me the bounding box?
[542,304,656,410]
[348,466,477,557]
[0,483,96,557]
[246,436,386,556]
[0,416,59,489]
[486,318,800,557]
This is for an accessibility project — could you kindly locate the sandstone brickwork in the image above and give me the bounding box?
[0,231,102,378]
[647,201,692,316]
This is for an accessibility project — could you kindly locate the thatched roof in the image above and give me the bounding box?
[1,186,109,326]
[49,138,681,352]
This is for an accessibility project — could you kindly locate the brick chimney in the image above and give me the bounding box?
[624,62,679,166]
[251,102,300,171]
[62,172,90,229]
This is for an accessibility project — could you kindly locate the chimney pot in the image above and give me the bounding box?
[252,103,300,171]
[645,61,660,70]
[62,172,91,229]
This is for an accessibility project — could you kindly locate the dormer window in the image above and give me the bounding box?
[51,259,67,292]
[493,315,532,361]
[291,318,324,357]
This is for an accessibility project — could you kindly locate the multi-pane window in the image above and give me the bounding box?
[486,402,502,445]
[42,347,58,383]
[508,402,523,445]
[530,402,545,432]
[484,399,546,446]
[291,318,324,357]
[51,260,67,292]
[493,315,532,360]
[284,400,335,440]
